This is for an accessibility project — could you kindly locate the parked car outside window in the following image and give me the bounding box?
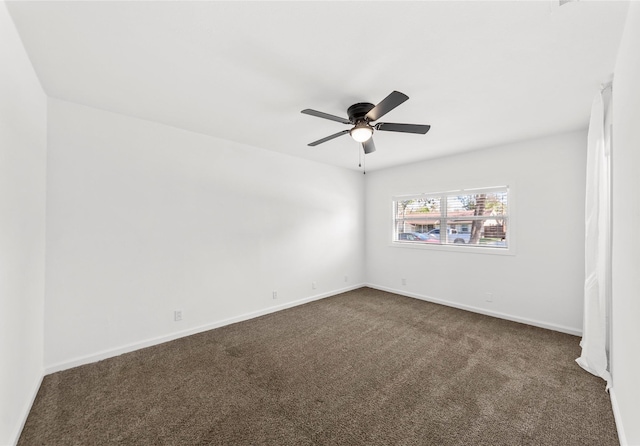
[425,228,470,244]
[398,232,439,243]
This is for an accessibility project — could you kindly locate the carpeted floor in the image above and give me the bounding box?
[19,287,618,445]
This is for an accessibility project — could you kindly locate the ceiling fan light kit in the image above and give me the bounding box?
[301,90,431,160]
[349,121,373,142]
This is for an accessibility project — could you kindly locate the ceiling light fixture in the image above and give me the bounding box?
[350,121,373,142]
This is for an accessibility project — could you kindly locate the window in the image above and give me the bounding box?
[393,186,509,249]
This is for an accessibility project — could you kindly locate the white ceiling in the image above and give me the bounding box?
[7,1,629,172]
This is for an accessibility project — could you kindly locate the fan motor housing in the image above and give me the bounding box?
[347,102,375,123]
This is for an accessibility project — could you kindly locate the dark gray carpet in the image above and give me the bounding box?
[19,287,618,445]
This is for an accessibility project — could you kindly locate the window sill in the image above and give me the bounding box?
[390,241,515,256]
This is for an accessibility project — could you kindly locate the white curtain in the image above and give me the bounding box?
[576,85,612,388]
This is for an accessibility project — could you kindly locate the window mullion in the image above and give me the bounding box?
[440,195,447,244]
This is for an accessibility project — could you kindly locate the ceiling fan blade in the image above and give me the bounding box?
[375,122,431,134]
[308,129,350,146]
[362,138,376,154]
[301,109,351,125]
[365,91,409,122]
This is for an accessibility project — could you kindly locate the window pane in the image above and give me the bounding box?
[394,198,442,243]
[395,198,441,219]
[446,218,508,247]
[447,192,507,216]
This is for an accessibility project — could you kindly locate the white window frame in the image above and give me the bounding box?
[391,186,515,256]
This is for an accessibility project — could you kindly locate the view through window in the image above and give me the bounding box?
[394,187,508,248]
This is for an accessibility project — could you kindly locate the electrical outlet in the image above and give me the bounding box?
[312,281,317,290]
[272,290,278,299]
[344,275,348,282]
[485,292,494,303]
[402,278,407,286]
[174,310,182,322]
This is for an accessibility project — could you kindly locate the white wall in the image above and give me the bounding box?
[365,131,587,334]
[44,99,365,370]
[611,3,640,444]
[0,3,47,445]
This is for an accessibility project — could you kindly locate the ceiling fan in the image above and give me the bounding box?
[301,90,430,154]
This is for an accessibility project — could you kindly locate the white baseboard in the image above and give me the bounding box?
[366,283,582,336]
[609,387,627,446]
[8,372,43,446]
[44,284,365,375]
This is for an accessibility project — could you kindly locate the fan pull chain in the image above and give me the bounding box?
[363,150,366,175]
